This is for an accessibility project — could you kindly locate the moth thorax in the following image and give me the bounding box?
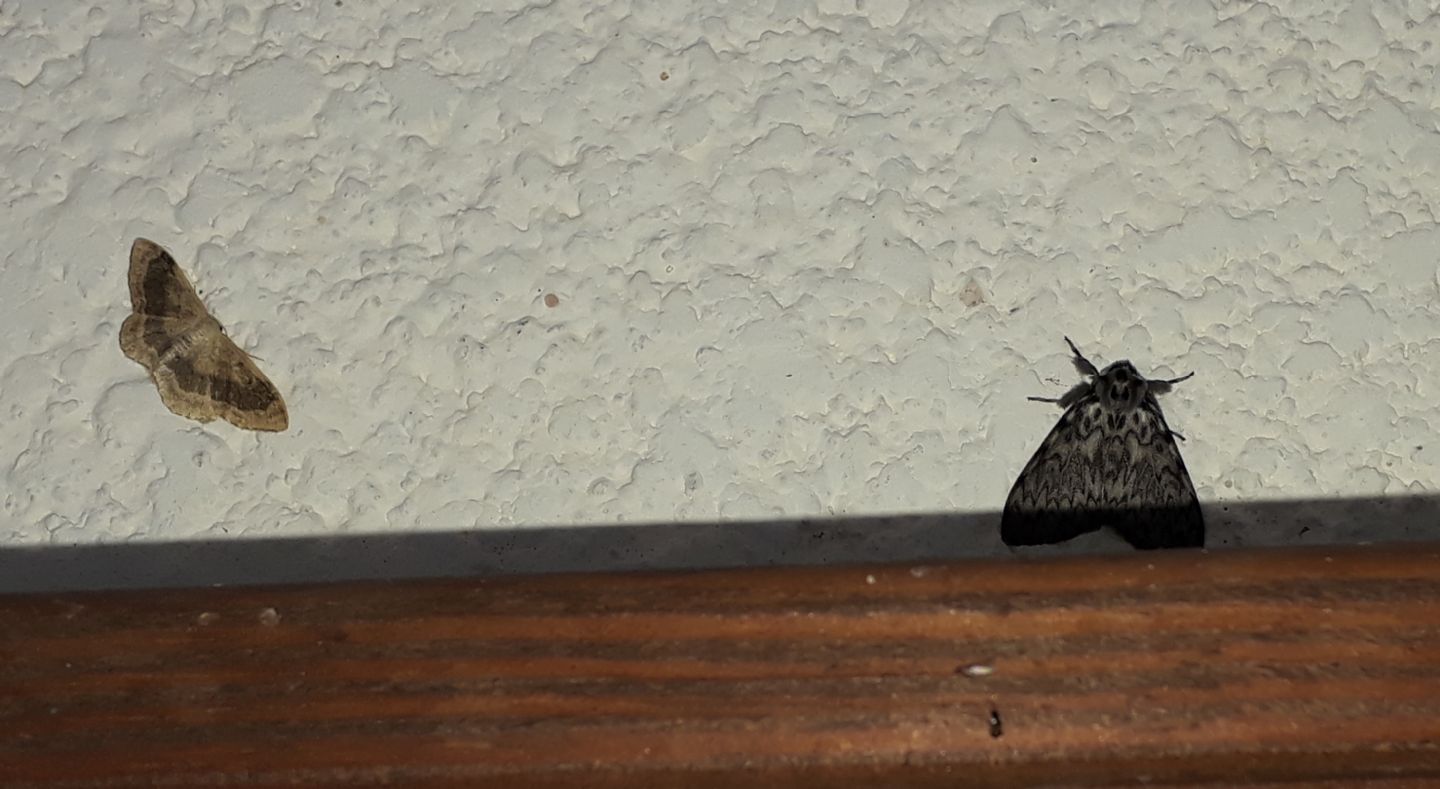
[1096,361,1146,410]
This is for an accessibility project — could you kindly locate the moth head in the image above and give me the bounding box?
[1095,360,1146,410]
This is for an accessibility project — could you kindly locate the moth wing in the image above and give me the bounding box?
[128,238,209,321]
[120,313,189,372]
[1002,397,1204,550]
[151,324,289,432]
[1104,397,1204,550]
[1001,397,1107,546]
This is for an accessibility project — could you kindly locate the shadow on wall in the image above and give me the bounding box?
[0,495,1436,594]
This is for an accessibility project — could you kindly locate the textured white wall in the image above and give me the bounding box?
[2,1,1437,558]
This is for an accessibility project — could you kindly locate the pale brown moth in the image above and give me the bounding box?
[119,238,288,432]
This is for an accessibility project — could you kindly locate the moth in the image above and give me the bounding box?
[1002,338,1202,550]
[119,238,289,432]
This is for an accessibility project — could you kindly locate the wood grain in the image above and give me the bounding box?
[2,543,1439,787]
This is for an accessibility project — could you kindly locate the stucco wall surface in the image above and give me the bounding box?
[2,1,1437,562]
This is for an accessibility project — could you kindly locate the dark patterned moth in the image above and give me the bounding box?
[1002,337,1203,550]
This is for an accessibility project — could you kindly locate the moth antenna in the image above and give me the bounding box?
[1029,381,1094,408]
[1062,336,1100,377]
[1149,371,1194,396]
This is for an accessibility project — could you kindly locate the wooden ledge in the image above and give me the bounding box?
[3,542,1439,787]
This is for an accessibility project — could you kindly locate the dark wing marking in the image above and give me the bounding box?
[128,238,208,321]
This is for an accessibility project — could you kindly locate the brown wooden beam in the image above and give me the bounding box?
[3,542,1439,787]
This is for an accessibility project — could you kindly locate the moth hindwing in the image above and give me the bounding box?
[1001,337,1203,550]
